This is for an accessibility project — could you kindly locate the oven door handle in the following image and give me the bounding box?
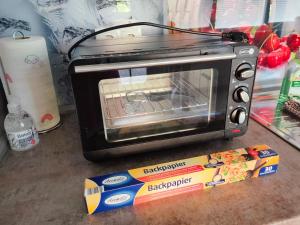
[74,53,236,73]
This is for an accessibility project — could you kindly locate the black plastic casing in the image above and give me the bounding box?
[69,34,258,160]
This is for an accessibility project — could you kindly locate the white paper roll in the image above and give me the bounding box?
[0,35,60,132]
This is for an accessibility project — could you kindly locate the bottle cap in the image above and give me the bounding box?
[7,95,22,114]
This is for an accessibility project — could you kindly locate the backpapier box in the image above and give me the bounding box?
[84,144,279,214]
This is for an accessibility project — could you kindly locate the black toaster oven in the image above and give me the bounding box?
[69,34,258,161]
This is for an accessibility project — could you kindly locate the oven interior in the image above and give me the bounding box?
[99,69,217,142]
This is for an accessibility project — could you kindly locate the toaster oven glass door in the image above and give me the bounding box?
[99,67,224,142]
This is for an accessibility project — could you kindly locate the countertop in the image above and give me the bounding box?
[1,112,300,225]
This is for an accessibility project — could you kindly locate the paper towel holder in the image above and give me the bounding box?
[12,31,30,40]
[38,121,63,134]
[0,31,63,134]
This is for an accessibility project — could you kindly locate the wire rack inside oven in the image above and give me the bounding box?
[99,74,210,128]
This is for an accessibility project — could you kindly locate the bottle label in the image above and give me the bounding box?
[289,70,300,97]
[6,127,39,151]
[291,81,300,87]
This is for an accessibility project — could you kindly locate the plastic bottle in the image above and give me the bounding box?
[278,50,300,105]
[287,52,300,100]
[4,96,39,151]
[275,50,300,126]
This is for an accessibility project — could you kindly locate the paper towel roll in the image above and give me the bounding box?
[0,35,60,132]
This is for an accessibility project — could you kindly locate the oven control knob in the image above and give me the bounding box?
[235,63,254,80]
[233,87,250,103]
[230,108,247,124]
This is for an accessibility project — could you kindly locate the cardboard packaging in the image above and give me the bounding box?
[84,144,279,214]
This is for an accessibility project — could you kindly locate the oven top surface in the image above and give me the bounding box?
[72,34,235,59]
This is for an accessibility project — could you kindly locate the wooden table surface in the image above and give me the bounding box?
[1,112,300,225]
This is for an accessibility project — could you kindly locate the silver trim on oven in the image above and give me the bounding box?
[83,130,225,160]
[74,53,237,73]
